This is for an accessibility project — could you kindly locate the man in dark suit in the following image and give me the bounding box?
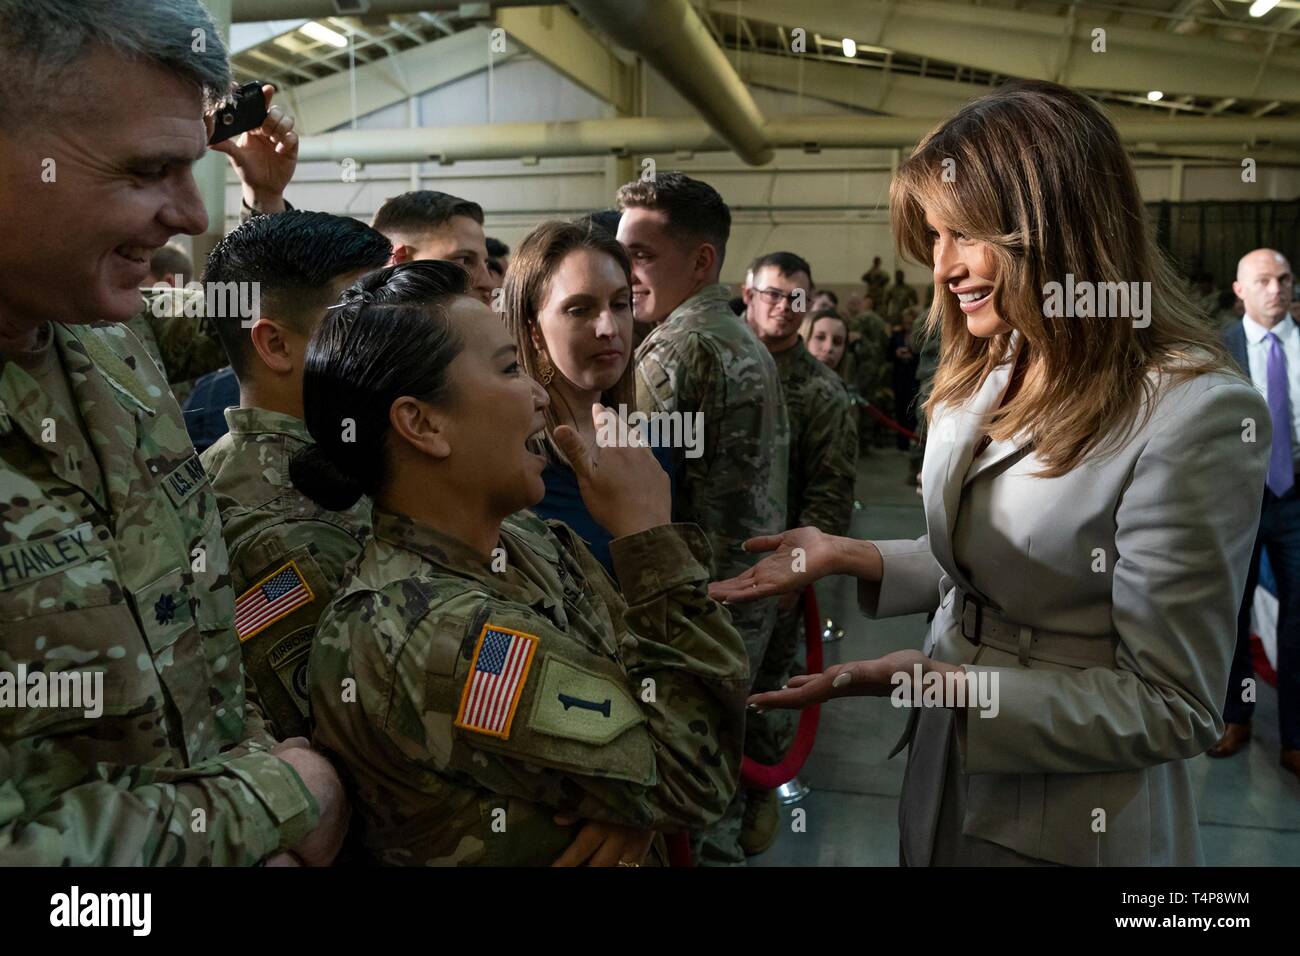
[1215,248,1300,782]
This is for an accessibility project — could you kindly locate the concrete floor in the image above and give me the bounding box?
[750,447,1300,867]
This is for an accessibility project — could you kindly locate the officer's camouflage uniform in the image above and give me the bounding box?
[747,339,858,765]
[202,407,372,740]
[0,321,317,865]
[633,283,788,865]
[309,509,748,866]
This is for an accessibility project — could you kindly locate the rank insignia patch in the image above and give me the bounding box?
[235,561,314,642]
[455,623,538,739]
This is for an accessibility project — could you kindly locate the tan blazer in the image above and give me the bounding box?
[860,355,1269,865]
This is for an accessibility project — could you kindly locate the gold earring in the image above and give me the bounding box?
[538,352,555,387]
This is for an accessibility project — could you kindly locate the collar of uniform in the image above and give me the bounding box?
[223,405,312,443]
[59,324,156,418]
[370,509,510,587]
[370,509,557,604]
[770,335,809,371]
[665,283,733,324]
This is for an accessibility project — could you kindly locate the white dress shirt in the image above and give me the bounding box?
[1242,312,1300,466]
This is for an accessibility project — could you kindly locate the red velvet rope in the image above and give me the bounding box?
[862,401,919,442]
[739,586,824,789]
[666,586,825,867]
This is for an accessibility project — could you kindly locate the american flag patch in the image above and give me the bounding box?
[235,561,314,642]
[454,623,538,739]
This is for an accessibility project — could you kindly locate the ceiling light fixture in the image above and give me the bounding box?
[300,21,349,48]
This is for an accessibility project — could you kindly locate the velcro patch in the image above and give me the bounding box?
[527,656,643,745]
[0,522,96,590]
[454,623,538,740]
[235,560,314,641]
[160,454,208,508]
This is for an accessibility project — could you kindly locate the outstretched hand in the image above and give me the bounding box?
[747,649,930,711]
[708,526,842,605]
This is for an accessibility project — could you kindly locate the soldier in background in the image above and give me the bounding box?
[882,269,919,321]
[742,253,857,855]
[862,255,889,305]
[371,190,495,305]
[148,244,194,288]
[0,0,345,866]
[296,262,748,865]
[846,294,892,447]
[200,211,392,739]
[618,172,789,866]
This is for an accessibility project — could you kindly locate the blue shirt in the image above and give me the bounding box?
[182,366,239,453]
[533,443,676,577]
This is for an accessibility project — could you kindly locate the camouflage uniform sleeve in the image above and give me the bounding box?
[322,524,747,833]
[795,379,859,536]
[227,522,365,740]
[0,738,318,866]
[142,289,229,403]
[635,333,705,417]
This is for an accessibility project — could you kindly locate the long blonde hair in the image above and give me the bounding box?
[891,79,1230,476]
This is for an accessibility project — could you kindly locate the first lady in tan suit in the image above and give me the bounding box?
[712,79,1270,866]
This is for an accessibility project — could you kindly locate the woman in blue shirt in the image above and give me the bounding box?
[503,219,674,575]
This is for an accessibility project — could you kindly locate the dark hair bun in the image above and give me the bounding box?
[289,443,365,511]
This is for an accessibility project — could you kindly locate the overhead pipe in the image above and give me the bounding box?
[232,0,555,19]
[567,0,775,166]
[297,114,1300,164]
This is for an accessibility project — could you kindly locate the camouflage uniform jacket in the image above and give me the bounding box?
[863,266,889,304]
[0,322,318,865]
[846,310,891,406]
[772,340,858,537]
[309,509,748,866]
[882,282,919,321]
[634,284,789,668]
[202,407,372,740]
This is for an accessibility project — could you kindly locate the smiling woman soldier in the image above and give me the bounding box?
[294,261,749,866]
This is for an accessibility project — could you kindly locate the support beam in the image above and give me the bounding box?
[495,4,634,113]
[297,113,1300,164]
[232,0,554,20]
[569,0,774,165]
[740,50,975,116]
[280,26,521,133]
[715,0,1300,103]
[740,51,1162,123]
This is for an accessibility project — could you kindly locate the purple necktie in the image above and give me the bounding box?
[1266,331,1294,497]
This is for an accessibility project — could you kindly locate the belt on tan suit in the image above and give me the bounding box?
[958,590,1118,669]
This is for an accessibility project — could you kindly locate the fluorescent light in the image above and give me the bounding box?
[1249,0,1280,17]
[842,37,857,58]
[1147,90,1164,102]
[300,21,348,48]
